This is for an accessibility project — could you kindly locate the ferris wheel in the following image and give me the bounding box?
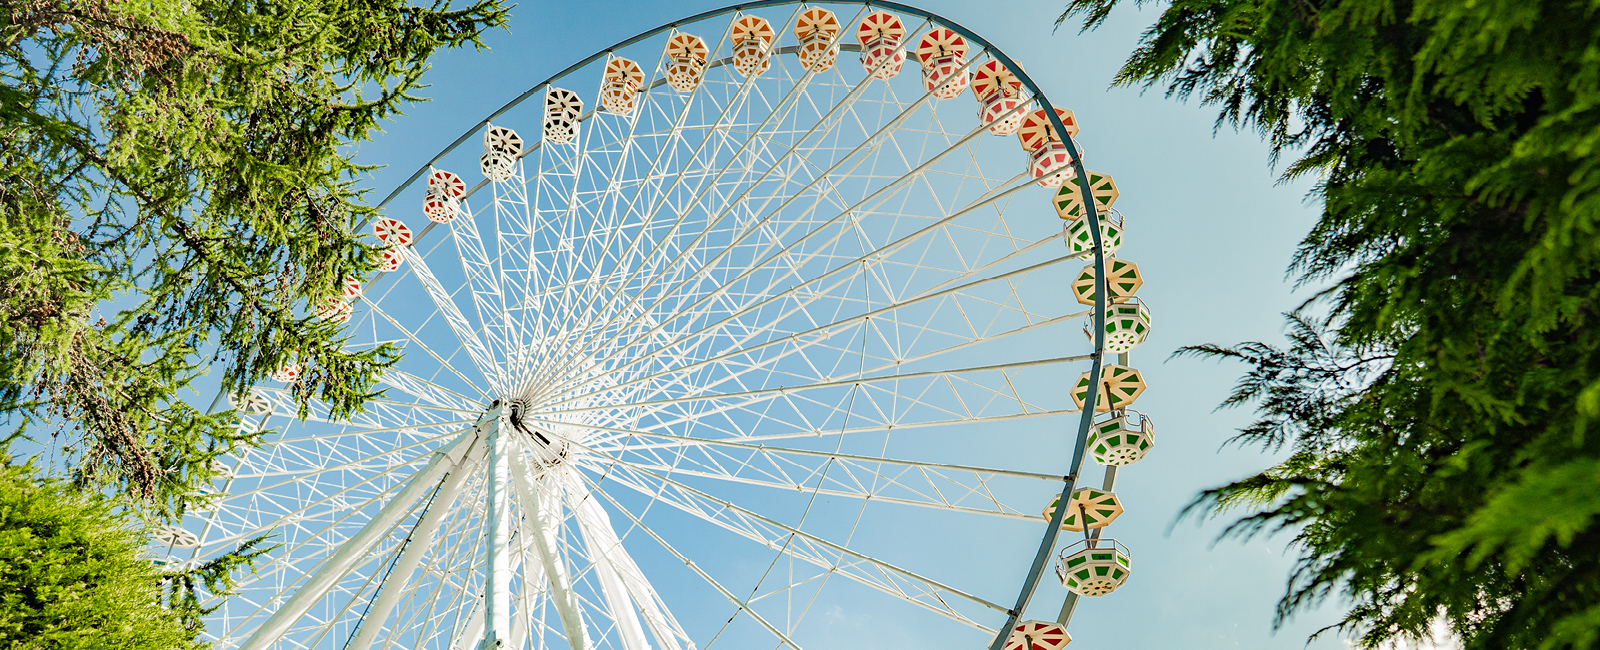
[163,3,1156,650]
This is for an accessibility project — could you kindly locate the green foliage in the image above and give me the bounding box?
[0,461,196,649]
[0,0,507,519]
[1058,0,1600,646]
[159,532,276,634]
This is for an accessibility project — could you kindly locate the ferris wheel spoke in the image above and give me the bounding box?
[665,166,1038,345]
[183,420,461,579]
[236,426,486,650]
[399,246,506,394]
[520,148,590,391]
[542,128,892,388]
[536,15,903,388]
[398,472,490,650]
[508,443,589,650]
[851,304,1085,379]
[604,52,969,321]
[515,63,692,396]
[557,486,652,650]
[230,420,476,448]
[580,450,1041,522]
[248,418,466,456]
[625,368,1067,450]
[251,387,482,428]
[661,144,1023,322]
[563,422,1053,522]
[492,166,540,378]
[541,249,1075,408]
[289,532,412,650]
[447,197,522,379]
[215,429,469,516]
[506,527,547,650]
[400,536,481,650]
[199,454,473,625]
[550,168,1037,405]
[572,380,1013,451]
[556,471,692,650]
[362,228,500,368]
[437,584,484,650]
[378,368,485,413]
[377,462,488,650]
[361,296,493,399]
[573,420,1063,481]
[531,90,800,385]
[578,471,806,650]
[607,386,988,445]
[541,354,1083,420]
[530,411,1078,462]
[242,390,472,448]
[591,457,1003,632]
[527,31,762,377]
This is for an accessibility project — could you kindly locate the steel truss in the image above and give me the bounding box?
[182,4,1123,650]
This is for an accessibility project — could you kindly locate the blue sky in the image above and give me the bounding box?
[334,1,1345,648]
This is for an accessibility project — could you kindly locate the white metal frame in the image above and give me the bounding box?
[181,4,1133,650]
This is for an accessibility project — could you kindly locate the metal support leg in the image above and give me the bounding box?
[511,446,589,650]
[241,427,486,650]
[482,404,512,650]
[348,456,481,650]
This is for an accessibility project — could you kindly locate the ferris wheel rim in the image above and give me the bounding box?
[200,4,1129,650]
[372,0,1088,217]
[360,5,1118,644]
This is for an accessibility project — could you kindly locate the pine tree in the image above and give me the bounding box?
[0,0,507,519]
[1058,0,1600,647]
[0,461,200,649]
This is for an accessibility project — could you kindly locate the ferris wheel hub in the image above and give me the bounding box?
[506,396,575,472]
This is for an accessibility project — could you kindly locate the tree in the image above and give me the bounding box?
[1056,0,1600,647]
[0,0,507,519]
[0,460,200,649]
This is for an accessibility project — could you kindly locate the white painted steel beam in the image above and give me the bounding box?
[540,253,1083,408]
[597,457,1004,631]
[484,408,513,648]
[569,485,651,650]
[510,444,588,650]
[346,452,480,650]
[400,245,505,394]
[560,472,691,650]
[508,522,545,650]
[542,355,1091,415]
[239,416,492,650]
[583,473,801,650]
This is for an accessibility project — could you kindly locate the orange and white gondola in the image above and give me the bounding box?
[664,33,709,92]
[730,15,775,77]
[1017,106,1080,186]
[599,57,645,114]
[795,7,841,72]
